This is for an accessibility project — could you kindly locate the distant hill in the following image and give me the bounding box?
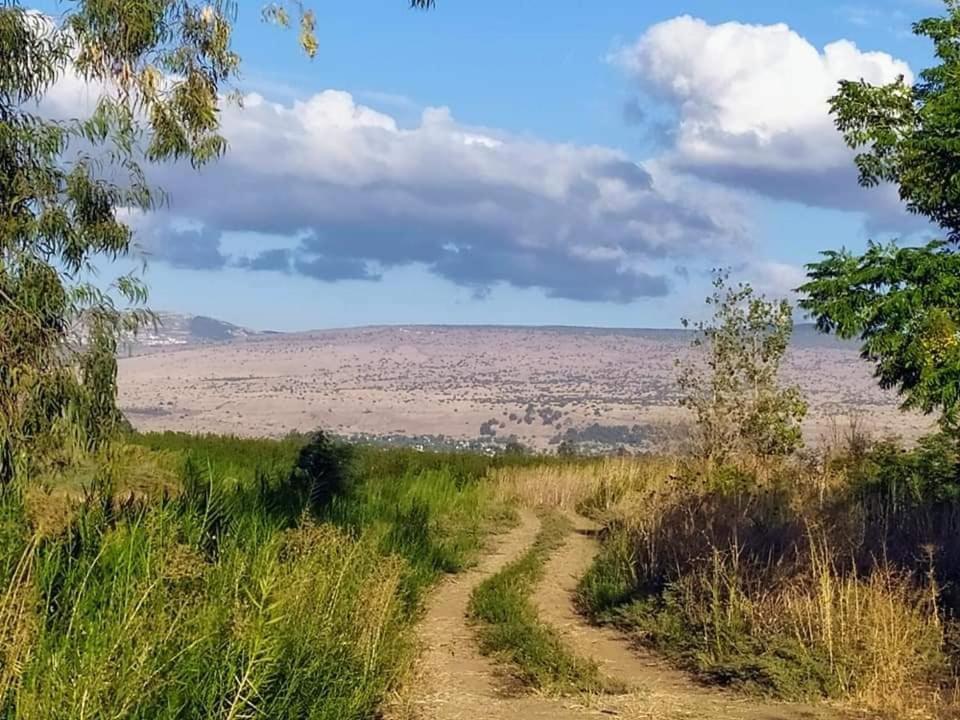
[118,319,917,453]
[124,315,857,352]
[388,322,855,349]
[123,312,275,351]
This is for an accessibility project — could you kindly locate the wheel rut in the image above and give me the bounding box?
[401,511,601,719]
[400,510,847,720]
[534,513,841,720]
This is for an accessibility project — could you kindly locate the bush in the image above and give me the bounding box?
[846,432,960,507]
[290,430,353,511]
[568,451,952,715]
[840,432,960,613]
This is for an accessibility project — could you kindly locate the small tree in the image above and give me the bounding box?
[677,273,808,467]
[290,430,351,512]
[557,439,578,458]
[501,438,529,456]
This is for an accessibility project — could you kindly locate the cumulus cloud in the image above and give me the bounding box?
[743,260,808,298]
[611,16,916,227]
[133,90,748,302]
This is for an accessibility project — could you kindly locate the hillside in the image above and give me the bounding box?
[120,312,272,351]
[117,320,934,452]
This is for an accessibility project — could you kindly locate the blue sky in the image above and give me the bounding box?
[49,0,944,330]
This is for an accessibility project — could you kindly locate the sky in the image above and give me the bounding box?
[42,0,946,330]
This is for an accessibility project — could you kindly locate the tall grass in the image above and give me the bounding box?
[782,549,944,707]
[492,456,678,516]
[0,433,518,718]
[11,515,410,718]
[325,461,514,606]
[601,541,945,710]
[499,446,956,717]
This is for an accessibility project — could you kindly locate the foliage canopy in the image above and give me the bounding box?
[802,242,960,427]
[801,0,960,431]
[827,1,960,242]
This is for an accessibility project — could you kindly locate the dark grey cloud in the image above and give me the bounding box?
[234,246,380,282]
[234,248,293,273]
[293,255,381,282]
[139,224,227,270]
[676,156,927,235]
[599,159,653,190]
[433,244,668,303]
[137,90,747,301]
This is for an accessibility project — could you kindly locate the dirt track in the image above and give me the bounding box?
[402,511,842,720]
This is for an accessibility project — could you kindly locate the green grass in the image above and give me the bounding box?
[324,451,516,607]
[0,432,521,719]
[468,512,625,696]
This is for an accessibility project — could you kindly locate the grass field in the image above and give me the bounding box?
[0,432,521,719]
[2,428,958,718]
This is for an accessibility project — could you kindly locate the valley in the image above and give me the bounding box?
[118,319,935,452]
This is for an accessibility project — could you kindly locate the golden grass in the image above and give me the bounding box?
[0,538,38,705]
[663,545,946,717]
[491,456,678,514]
[781,544,945,716]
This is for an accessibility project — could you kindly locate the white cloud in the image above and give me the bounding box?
[38,11,870,305]
[744,260,808,298]
[611,16,916,226]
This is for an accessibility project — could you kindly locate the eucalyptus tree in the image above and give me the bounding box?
[0,1,433,482]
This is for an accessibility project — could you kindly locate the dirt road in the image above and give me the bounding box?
[402,511,839,720]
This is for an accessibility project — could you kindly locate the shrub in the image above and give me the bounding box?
[290,430,353,511]
[570,451,953,715]
[839,432,960,613]
[846,432,960,507]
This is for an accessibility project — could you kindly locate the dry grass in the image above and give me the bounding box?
[782,560,944,716]
[24,443,180,535]
[117,325,937,451]
[0,537,39,705]
[499,453,958,717]
[491,456,678,515]
[660,542,946,716]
